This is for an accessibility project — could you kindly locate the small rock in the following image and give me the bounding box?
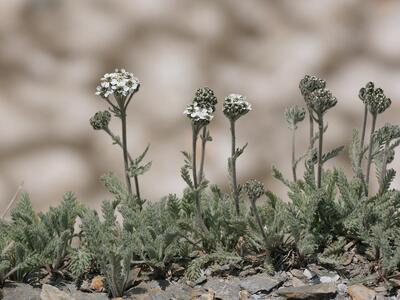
[204,277,241,300]
[277,282,337,299]
[337,283,348,294]
[291,277,306,287]
[239,273,282,294]
[90,276,105,292]
[2,283,41,300]
[348,284,376,300]
[303,269,315,280]
[320,275,340,283]
[290,269,305,279]
[374,286,386,293]
[239,268,257,277]
[195,276,207,286]
[40,284,73,300]
[239,290,249,300]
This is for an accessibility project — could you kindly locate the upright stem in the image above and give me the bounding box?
[250,199,269,254]
[192,126,209,234]
[365,113,377,196]
[309,111,314,149]
[317,115,324,188]
[134,177,141,206]
[308,109,315,178]
[358,104,368,167]
[379,142,390,195]
[291,128,297,182]
[104,127,142,205]
[198,126,207,184]
[230,119,240,215]
[120,111,133,195]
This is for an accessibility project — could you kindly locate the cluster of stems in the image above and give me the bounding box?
[357,82,391,196]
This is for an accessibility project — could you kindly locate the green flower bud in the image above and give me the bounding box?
[193,87,218,112]
[308,88,337,115]
[358,82,375,104]
[243,179,265,201]
[359,82,391,114]
[223,93,252,121]
[285,105,306,130]
[299,75,326,103]
[90,110,111,130]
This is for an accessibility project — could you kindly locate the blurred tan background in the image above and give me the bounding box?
[1,0,400,212]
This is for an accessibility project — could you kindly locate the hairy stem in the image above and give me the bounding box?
[104,127,142,206]
[358,104,368,167]
[308,110,315,176]
[317,115,324,188]
[365,113,377,196]
[379,142,390,195]
[291,128,297,182]
[250,199,269,254]
[198,126,207,184]
[230,119,240,215]
[192,126,209,234]
[120,112,133,195]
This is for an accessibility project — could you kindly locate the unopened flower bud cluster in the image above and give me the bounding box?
[90,111,111,130]
[299,75,326,102]
[359,82,391,115]
[308,88,337,115]
[243,179,265,201]
[223,93,252,121]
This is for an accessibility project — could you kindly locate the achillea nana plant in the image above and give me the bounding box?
[1,70,400,297]
[92,69,151,209]
[223,93,252,215]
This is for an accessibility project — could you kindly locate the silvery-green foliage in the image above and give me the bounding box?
[285,105,306,130]
[0,221,12,287]
[80,201,136,298]
[3,192,83,283]
[119,195,181,275]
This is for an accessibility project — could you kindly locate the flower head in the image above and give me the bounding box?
[359,82,391,115]
[243,179,265,201]
[96,69,140,99]
[308,88,337,115]
[358,82,375,104]
[299,75,326,103]
[223,93,252,121]
[285,105,306,130]
[184,104,214,126]
[193,87,218,112]
[90,111,111,130]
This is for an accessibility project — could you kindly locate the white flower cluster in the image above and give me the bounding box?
[96,69,140,99]
[223,93,252,120]
[183,104,214,124]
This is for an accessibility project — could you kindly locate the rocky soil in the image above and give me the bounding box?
[2,264,400,300]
